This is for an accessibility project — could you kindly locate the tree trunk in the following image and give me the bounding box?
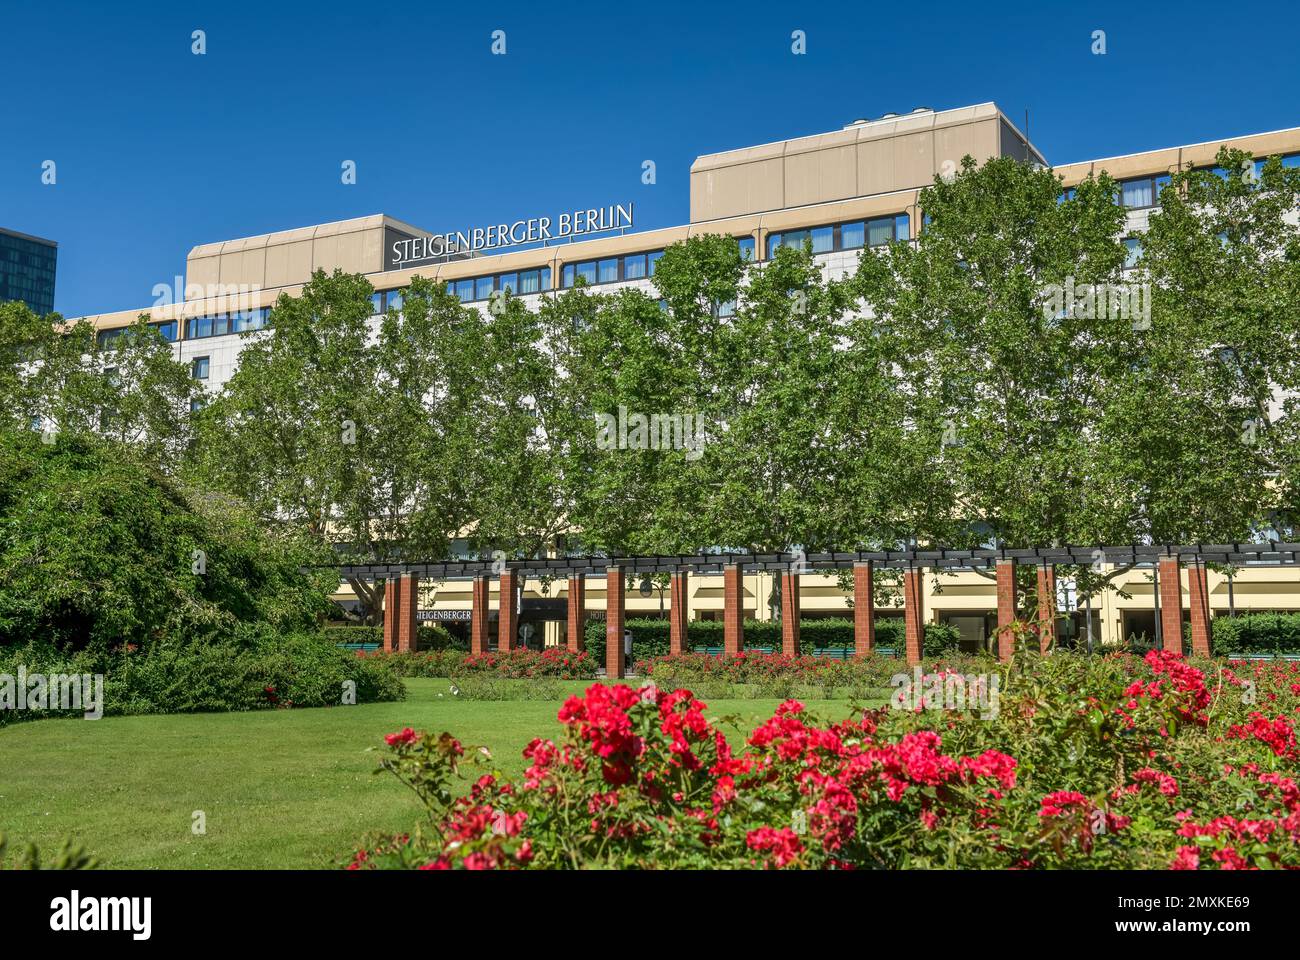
[347,576,381,625]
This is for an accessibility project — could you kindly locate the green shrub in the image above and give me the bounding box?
[320,624,465,651]
[1205,612,1300,654]
[320,625,382,645]
[363,648,596,680]
[0,629,404,726]
[365,649,466,678]
[583,616,956,659]
[0,430,337,652]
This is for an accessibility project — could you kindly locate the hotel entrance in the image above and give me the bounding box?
[517,598,568,649]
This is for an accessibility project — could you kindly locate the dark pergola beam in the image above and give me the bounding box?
[313,542,1300,582]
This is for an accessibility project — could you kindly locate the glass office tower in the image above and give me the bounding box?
[0,227,58,315]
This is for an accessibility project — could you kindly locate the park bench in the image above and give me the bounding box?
[1225,651,1300,661]
[810,646,900,659]
[811,648,855,660]
[337,642,380,653]
[690,646,774,656]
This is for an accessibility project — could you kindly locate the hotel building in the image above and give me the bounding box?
[68,102,1300,651]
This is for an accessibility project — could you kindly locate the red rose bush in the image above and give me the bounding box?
[349,650,1300,869]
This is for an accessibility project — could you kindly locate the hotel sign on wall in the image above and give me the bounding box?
[416,610,472,622]
[387,202,634,270]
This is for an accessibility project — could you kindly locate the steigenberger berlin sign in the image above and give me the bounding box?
[389,202,633,269]
[416,610,471,622]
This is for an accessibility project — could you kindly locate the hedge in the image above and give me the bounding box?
[320,623,464,651]
[0,628,406,726]
[583,617,961,661]
[1206,612,1300,654]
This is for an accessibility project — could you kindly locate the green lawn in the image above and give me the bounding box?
[0,678,864,869]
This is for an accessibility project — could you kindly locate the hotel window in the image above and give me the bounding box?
[191,356,209,380]
[96,327,127,349]
[557,251,662,288]
[1121,174,1171,208]
[231,308,268,333]
[519,268,543,294]
[1059,186,1077,203]
[767,213,909,259]
[369,292,383,314]
[623,253,647,280]
[1284,154,1300,169]
[150,320,178,342]
[867,218,895,247]
[190,397,206,413]
[768,229,808,257]
[386,290,405,312]
[498,273,517,295]
[737,236,756,261]
[187,313,236,339]
[1123,237,1143,269]
[454,279,474,303]
[475,276,494,301]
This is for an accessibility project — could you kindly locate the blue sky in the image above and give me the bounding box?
[4,0,1298,318]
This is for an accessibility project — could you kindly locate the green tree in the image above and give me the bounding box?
[465,286,594,561]
[0,304,195,471]
[851,155,1133,551]
[1128,147,1300,541]
[0,430,333,651]
[95,317,198,472]
[192,270,487,622]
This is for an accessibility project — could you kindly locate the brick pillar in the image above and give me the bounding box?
[470,574,491,655]
[566,574,586,653]
[996,559,1016,663]
[397,573,419,652]
[780,570,801,657]
[1036,564,1057,655]
[1187,559,1211,657]
[382,576,399,653]
[853,562,875,658]
[723,563,745,657]
[903,565,924,665]
[606,566,625,679]
[498,570,518,652]
[669,569,689,655]
[1157,556,1184,655]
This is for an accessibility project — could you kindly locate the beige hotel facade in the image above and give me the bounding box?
[71,102,1300,651]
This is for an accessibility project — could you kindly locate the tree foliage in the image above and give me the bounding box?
[0,431,334,651]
